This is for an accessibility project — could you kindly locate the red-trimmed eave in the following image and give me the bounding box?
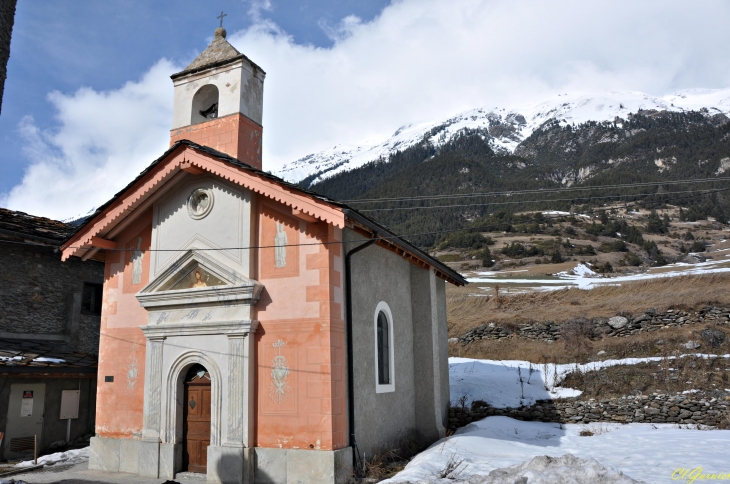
[60,144,346,261]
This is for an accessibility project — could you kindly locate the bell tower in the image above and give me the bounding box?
[170,26,265,170]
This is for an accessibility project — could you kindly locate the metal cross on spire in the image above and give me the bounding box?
[217,11,227,28]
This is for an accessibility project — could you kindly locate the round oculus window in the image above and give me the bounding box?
[187,188,214,220]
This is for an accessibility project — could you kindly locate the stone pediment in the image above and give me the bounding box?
[136,249,262,310]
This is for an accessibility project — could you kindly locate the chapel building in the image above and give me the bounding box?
[61,26,465,484]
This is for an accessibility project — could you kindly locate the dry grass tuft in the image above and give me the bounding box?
[449,325,727,365]
[562,353,730,398]
[447,273,730,338]
[359,434,422,482]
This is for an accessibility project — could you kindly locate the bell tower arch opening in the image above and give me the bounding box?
[191,85,219,125]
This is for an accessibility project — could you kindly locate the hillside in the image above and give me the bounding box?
[307,108,730,247]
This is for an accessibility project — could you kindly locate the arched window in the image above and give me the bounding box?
[191,84,219,125]
[377,311,390,384]
[373,302,395,393]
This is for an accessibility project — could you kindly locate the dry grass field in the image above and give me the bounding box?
[447,273,730,337]
[447,273,730,365]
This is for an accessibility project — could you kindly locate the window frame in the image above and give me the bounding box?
[373,301,395,393]
[81,282,103,316]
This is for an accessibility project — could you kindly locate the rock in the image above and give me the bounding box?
[49,439,66,449]
[597,350,607,356]
[448,338,459,344]
[632,313,651,324]
[607,316,629,329]
[700,327,726,348]
[682,341,701,350]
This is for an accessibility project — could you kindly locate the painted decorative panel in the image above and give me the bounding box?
[260,206,299,279]
[259,339,298,415]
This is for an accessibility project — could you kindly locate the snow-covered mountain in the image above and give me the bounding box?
[275,88,730,185]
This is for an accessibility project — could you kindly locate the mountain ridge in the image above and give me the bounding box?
[275,88,730,186]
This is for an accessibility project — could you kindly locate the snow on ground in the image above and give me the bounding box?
[0,356,66,364]
[382,417,730,483]
[396,356,730,482]
[15,447,88,468]
[470,453,639,484]
[449,358,580,408]
[449,356,730,408]
[467,256,730,291]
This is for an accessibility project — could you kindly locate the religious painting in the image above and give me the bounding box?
[164,264,227,291]
[260,206,299,279]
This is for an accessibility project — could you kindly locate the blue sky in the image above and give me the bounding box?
[2,0,730,219]
[0,0,388,196]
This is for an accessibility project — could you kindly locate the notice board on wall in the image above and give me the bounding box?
[59,390,80,419]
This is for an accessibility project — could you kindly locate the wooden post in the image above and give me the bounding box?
[34,434,37,465]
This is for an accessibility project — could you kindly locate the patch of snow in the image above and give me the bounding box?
[15,447,89,468]
[467,256,730,290]
[449,356,729,408]
[569,263,596,277]
[32,357,66,364]
[471,453,640,484]
[382,417,730,483]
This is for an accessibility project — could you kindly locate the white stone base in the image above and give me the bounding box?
[254,447,353,484]
[88,438,351,483]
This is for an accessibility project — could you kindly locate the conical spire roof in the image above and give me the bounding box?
[182,27,243,72]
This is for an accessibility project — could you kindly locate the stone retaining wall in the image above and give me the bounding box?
[448,393,730,430]
[459,306,730,345]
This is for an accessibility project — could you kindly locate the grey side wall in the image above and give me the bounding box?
[0,241,103,356]
[0,376,97,460]
[345,229,449,456]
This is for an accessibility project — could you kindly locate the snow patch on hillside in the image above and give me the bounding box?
[276,88,730,185]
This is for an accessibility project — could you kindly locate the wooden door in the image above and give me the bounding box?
[183,366,211,473]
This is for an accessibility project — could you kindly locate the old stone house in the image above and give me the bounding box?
[0,208,103,461]
[61,26,465,484]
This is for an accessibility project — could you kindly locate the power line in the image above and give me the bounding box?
[344,176,730,204]
[357,187,730,212]
[10,183,722,255]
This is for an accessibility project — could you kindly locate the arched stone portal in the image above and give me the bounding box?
[136,249,262,483]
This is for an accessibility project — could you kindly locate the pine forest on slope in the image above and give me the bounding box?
[305,107,730,249]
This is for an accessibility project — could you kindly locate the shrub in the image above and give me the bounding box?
[624,252,642,266]
[561,318,594,350]
[691,240,707,253]
[610,240,628,252]
[480,247,494,267]
[438,232,494,250]
[551,250,564,263]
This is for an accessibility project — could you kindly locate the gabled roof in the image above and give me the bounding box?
[0,207,75,245]
[61,140,466,286]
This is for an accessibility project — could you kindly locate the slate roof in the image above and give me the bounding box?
[65,140,467,286]
[0,208,75,245]
[0,338,97,374]
[171,28,265,80]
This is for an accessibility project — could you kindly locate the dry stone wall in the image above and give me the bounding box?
[448,392,730,430]
[459,307,730,345]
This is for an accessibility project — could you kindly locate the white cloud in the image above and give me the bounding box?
[1,59,177,220]
[4,0,730,219]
